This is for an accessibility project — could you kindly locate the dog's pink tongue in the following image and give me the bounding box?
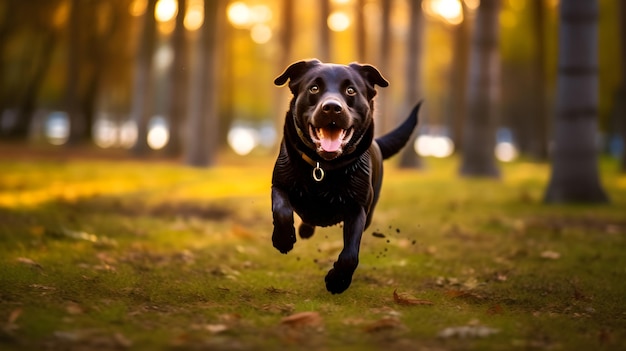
[319,128,342,152]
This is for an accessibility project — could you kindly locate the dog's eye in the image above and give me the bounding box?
[346,87,357,96]
[309,85,320,94]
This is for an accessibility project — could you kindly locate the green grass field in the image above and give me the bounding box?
[1,149,625,350]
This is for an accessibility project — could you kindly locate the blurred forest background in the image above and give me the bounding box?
[0,0,624,170]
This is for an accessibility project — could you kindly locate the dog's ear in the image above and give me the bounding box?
[349,63,389,99]
[275,59,322,94]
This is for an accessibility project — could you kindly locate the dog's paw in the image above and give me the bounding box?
[299,223,315,239]
[324,268,353,294]
[272,226,296,254]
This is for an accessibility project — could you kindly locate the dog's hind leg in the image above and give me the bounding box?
[272,186,296,254]
[299,223,316,239]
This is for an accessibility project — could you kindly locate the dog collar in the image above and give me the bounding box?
[300,152,325,182]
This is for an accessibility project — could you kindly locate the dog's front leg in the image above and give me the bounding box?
[325,207,366,294]
[271,186,296,254]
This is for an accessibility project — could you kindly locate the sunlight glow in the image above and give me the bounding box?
[129,0,147,16]
[52,2,69,28]
[119,121,138,149]
[463,0,480,11]
[495,142,518,162]
[154,44,174,71]
[228,126,258,156]
[423,0,464,25]
[46,112,70,146]
[415,135,455,158]
[155,0,177,22]
[250,24,272,44]
[184,0,204,31]
[147,116,170,150]
[227,2,252,28]
[93,118,117,149]
[328,11,351,32]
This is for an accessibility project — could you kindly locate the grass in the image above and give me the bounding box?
[1,147,625,350]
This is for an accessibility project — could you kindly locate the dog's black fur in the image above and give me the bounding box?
[272,59,421,294]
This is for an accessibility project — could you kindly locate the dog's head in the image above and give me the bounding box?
[275,59,388,161]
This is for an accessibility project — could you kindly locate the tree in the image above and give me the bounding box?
[619,1,626,172]
[376,0,392,136]
[184,0,221,167]
[543,0,608,203]
[318,0,331,62]
[164,0,188,157]
[450,1,471,154]
[130,0,157,155]
[527,0,548,160]
[1,1,59,140]
[354,0,366,62]
[459,0,501,178]
[398,0,423,168]
[65,0,83,145]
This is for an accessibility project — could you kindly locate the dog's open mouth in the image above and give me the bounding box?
[309,125,354,154]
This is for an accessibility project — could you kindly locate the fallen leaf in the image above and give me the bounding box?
[262,303,295,315]
[16,257,43,270]
[205,324,228,334]
[462,277,481,290]
[280,311,323,329]
[7,308,22,325]
[65,302,84,315]
[393,289,434,306]
[29,284,56,291]
[540,250,561,260]
[486,304,504,315]
[364,316,405,333]
[113,332,133,348]
[438,325,499,339]
[3,308,22,334]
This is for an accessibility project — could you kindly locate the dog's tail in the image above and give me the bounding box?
[375,101,422,160]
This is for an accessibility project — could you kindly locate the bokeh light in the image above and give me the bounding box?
[423,0,464,25]
[227,2,251,28]
[119,121,138,149]
[45,112,70,146]
[155,0,177,22]
[147,116,170,150]
[495,142,518,162]
[129,0,147,17]
[250,24,272,44]
[93,118,117,149]
[328,11,351,32]
[228,126,258,156]
[414,134,455,158]
[184,0,204,31]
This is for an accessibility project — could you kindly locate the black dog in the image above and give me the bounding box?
[272,59,421,294]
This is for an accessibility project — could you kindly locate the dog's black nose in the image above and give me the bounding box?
[322,100,343,115]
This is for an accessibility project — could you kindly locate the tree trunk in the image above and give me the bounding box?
[543,0,608,203]
[376,0,392,136]
[184,0,220,167]
[355,0,366,62]
[450,2,470,154]
[10,31,56,140]
[459,0,501,178]
[274,0,294,142]
[164,0,188,157]
[66,0,84,145]
[398,0,423,168]
[620,0,626,172]
[527,0,548,160]
[319,0,331,62]
[130,0,157,155]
